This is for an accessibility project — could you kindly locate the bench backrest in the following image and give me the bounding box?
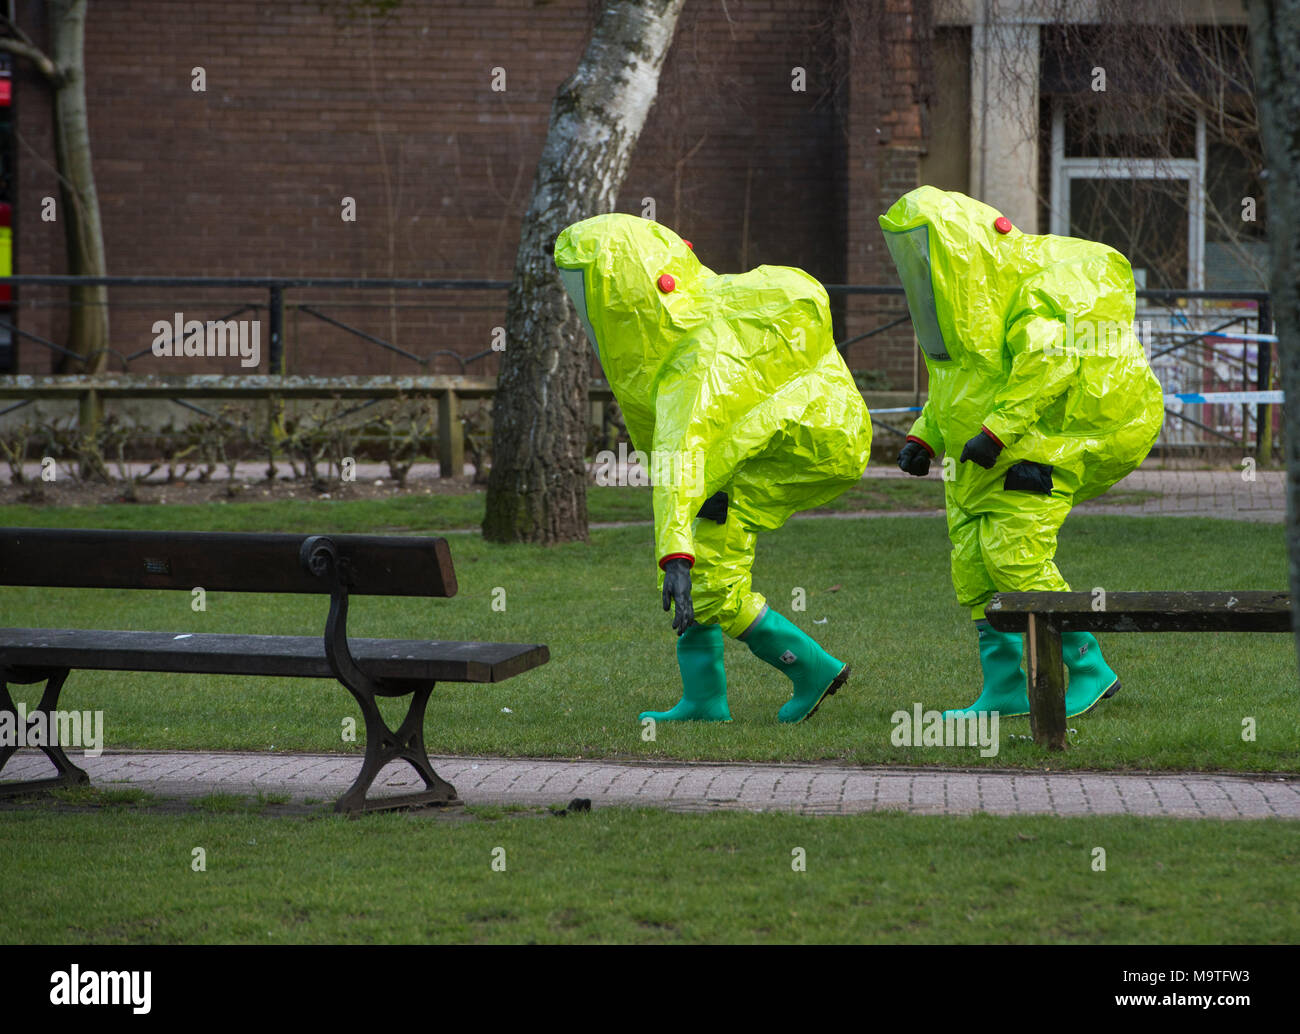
[0,528,458,597]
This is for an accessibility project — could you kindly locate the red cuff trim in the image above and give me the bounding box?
[980,426,1005,449]
[659,553,695,570]
[905,435,935,457]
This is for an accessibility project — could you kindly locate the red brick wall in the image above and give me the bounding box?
[12,0,928,379]
[841,0,930,393]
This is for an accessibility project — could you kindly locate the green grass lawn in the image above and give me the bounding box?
[0,476,1155,533]
[2,805,1296,944]
[0,475,949,533]
[0,493,1293,771]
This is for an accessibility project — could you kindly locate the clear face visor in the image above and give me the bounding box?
[882,225,950,362]
[557,266,602,365]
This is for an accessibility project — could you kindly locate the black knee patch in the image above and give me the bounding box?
[696,490,729,524]
[1003,460,1054,495]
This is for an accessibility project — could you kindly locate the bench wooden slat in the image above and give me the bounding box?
[986,591,1291,633]
[0,628,548,684]
[0,528,458,597]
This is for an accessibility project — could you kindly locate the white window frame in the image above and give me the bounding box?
[1048,97,1206,290]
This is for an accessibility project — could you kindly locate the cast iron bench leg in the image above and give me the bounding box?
[301,534,463,815]
[1025,613,1067,751]
[0,669,92,795]
[335,681,461,815]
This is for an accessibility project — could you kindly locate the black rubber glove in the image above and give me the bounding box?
[897,440,931,476]
[661,558,695,636]
[960,430,1003,469]
[696,490,729,524]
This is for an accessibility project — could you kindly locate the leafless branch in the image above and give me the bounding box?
[0,21,63,86]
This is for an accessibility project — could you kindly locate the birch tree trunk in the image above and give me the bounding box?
[1247,0,1300,669]
[482,0,685,544]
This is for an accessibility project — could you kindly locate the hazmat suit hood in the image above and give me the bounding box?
[555,214,714,455]
[879,185,1164,503]
[555,213,872,566]
[878,186,1019,367]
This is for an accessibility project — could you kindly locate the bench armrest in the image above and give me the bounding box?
[300,536,379,695]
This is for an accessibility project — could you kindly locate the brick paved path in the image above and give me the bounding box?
[7,750,1298,819]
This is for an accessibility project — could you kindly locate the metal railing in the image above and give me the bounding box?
[0,275,515,376]
[0,277,1279,462]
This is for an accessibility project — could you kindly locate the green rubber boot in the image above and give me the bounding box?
[638,623,732,722]
[943,621,1029,719]
[741,607,849,724]
[1063,631,1120,718]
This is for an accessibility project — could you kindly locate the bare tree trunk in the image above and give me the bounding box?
[1,1,108,373]
[482,0,685,544]
[49,0,108,373]
[1247,0,1300,670]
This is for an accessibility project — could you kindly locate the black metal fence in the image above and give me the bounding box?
[0,276,1279,457]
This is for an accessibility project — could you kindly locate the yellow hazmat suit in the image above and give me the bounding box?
[880,186,1164,719]
[555,213,872,637]
[880,186,1163,618]
[555,213,871,724]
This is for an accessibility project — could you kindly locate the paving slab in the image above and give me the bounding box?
[4,749,1298,820]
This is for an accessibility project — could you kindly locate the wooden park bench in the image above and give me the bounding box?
[0,528,549,813]
[985,590,1292,750]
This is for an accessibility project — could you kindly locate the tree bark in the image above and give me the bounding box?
[1248,1,1300,673]
[482,0,685,544]
[48,0,109,373]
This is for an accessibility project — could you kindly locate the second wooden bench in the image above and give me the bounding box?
[985,590,1292,750]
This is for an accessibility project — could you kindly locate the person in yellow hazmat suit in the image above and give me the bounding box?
[554,214,873,723]
[880,186,1164,719]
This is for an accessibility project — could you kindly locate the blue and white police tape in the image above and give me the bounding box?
[868,392,1283,415]
[1165,391,1284,405]
[1161,330,1279,344]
